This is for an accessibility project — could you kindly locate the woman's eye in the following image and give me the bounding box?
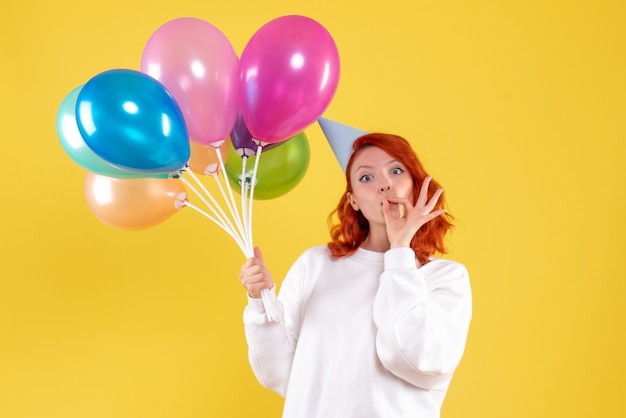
[391,167,404,175]
[359,174,373,182]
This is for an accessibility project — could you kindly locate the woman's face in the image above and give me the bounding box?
[348,146,414,225]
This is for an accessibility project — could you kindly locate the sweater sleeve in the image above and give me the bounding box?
[372,248,472,390]
[243,259,305,396]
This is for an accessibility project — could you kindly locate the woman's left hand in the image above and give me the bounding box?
[382,176,446,248]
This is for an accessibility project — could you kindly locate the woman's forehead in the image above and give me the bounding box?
[351,146,397,169]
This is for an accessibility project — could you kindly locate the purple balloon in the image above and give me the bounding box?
[238,15,340,143]
[230,113,282,156]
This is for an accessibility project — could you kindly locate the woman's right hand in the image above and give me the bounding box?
[239,246,275,299]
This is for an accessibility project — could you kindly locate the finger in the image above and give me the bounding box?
[416,176,432,207]
[424,209,446,223]
[240,271,267,286]
[241,264,266,284]
[385,198,408,220]
[247,263,264,274]
[381,198,392,220]
[398,202,406,219]
[385,197,411,216]
[424,188,444,213]
[384,196,412,206]
[241,258,255,271]
[253,246,264,260]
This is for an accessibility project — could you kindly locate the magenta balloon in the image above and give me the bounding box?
[141,17,239,145]
[238,15,340,143]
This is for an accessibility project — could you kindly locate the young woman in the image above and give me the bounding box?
[240,133,472,417]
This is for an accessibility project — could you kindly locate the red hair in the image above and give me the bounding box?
[327,133,453,264]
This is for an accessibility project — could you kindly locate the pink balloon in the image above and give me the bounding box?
[238,15,340,143]
[141,17,239,145]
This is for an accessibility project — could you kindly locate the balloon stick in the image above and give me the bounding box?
[246,145,263,253]
[214,148,249,253]
[245,143,279,322]
[240,155,250,254]
[181,200,247,255]
[179,170,243,244]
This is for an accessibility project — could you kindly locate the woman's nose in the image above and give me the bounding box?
[379,183,391,193]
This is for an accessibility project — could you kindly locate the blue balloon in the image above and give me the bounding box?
[57,84,168,179]
[76,69,190,174]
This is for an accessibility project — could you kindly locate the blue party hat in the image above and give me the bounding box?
[318,117,368,172]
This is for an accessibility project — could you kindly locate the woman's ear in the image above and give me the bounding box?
[347,192,359,211]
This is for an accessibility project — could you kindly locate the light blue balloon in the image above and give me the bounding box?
[76,69,190,174]
[56,84,169,178]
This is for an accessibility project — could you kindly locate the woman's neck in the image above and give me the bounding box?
[360,226,391,253]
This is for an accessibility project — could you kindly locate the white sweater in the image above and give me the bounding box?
[243,246,472,418]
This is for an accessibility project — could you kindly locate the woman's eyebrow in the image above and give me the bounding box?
[354,164,373,171]
[354,159,399,172]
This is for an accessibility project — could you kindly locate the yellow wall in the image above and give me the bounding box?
[2,0,625,417]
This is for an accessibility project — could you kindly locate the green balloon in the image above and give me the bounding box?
[224,132,310,200]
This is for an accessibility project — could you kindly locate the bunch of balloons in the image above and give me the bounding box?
[56,15,340,320]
